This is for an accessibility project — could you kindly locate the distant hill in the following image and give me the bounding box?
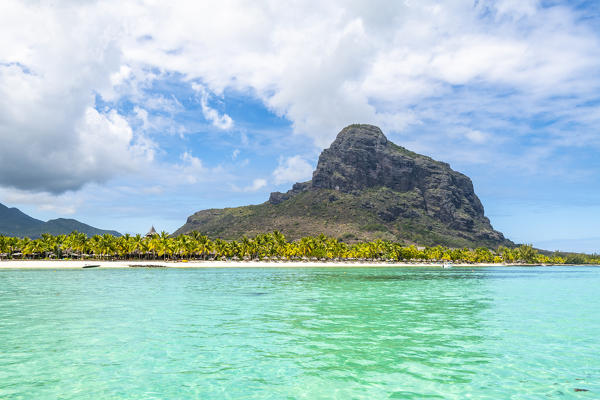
[0,203,121,238]
[174,124,512,248]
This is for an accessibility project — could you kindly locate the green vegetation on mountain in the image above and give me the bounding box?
[1,231,590,264]
[175,124,512,248]
[174,188,501,248]
[0,203,121,238]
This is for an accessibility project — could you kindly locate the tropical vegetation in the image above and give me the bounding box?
[0,231,596,264]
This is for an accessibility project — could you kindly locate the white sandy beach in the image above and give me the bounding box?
[0,260,519,269]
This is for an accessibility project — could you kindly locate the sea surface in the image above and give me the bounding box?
[0,266,599,399]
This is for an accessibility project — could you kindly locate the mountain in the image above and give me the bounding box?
[37,218,121,237]
[174,124,512,248]
[0,203,44,234]
[0,203,121,238]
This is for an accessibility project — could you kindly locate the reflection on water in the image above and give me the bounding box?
[0,267,598,399]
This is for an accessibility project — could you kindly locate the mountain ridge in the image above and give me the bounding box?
[174,124,512,248]
[0,203,121,238]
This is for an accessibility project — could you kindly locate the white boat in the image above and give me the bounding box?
[442,262,453,269]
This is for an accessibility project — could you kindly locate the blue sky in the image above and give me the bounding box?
[0,0,599,252]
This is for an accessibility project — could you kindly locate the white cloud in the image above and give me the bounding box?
[490,0,540,18]
[109,0,598,149]
[231,178,268,192]
[133,105,186,136]
[0,187,81,215]
[1,0,599,195]
[0,1,154,193]
[144,95,182,114]
[172,151,235,187]
[247,178,267,192]
[273,156,314,185]
[178,152,207,184]
[191,83,234,130]
[464,129,488,144]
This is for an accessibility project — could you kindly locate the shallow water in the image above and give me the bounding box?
[0,266,598,399]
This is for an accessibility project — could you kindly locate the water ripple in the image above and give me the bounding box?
[0,267,598,399]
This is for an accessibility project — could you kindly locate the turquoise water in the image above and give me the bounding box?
[0,267,599,399]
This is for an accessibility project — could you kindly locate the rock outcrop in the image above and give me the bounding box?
[175,124,511,248]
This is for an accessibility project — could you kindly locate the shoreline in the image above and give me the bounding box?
[0,260,590,269]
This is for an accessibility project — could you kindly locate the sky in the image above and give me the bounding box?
[1,0,599,253]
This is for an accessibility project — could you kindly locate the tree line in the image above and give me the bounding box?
[1,231,596,264]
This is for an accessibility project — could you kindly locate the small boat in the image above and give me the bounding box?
[82,264,100,268]
[442,262,453,269]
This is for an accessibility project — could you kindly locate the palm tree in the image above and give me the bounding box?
[140,238,151,260]
[154,231,173,260]
[0,231,574,265]
[212,238,227,259]
[17,237,31,259]
[0,236,6,259]
[64,231,88,258]
[129,234,143,259]
[298,237,315,258]
[21,238,35,258]
[116,234,131,259]
[516,244,537,263]
[196,235,212,260]
[474,247,493,263]
[88,234,115,259]
[174,235,193,259]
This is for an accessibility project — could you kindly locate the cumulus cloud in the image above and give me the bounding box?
[1,0,599,196]
[172,151,236,187]
[246,179,267,192]
[273,156,314,185]
[464,129,489,144]
[177,152,207,184]
[108,0,600,146]
[0,1,154,193]
[230,178,268,193]
[490,0,540,18]
[0,187,81,215]
[191,83,234,130]
[133,105,186,136]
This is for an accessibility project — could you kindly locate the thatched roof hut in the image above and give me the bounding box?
[145,226,157,238]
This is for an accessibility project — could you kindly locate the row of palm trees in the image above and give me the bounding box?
[0,231,577,264]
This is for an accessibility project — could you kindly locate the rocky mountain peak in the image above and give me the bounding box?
[312,124,435,194]
[178,124,510,247]
[331,124,388,150]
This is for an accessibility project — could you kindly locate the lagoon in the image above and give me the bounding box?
[1,266,599,399]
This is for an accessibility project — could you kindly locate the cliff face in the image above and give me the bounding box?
[311,125,487,233]
[175,124,510,248]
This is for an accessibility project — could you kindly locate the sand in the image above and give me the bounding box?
[0,260,517,269]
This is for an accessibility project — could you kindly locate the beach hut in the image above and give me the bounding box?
[145,226,157,238]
